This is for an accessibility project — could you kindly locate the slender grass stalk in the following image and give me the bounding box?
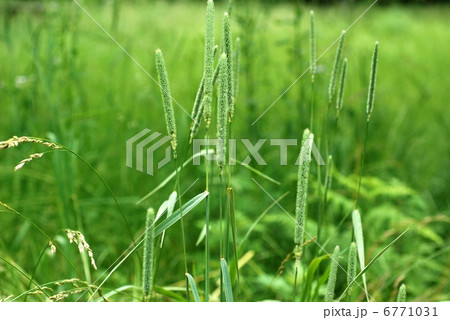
[155,48,189,300]
[309,11,316,82]
[204,128,211,302]
[202,0,215,302]
[356,42,379,207]
[227,187,239,288]
[347,242,357,299]
[217,54,229,297]
[318,155,333,242]
[325,31,345,157]
[293,129,314,298]
[143,208,155,301]
[309,11,316,131]
[222,11,235,268]
[397,284,406,302]
[325,245,340,302]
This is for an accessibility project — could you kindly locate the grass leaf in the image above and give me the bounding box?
[220,258,234,302]
[154,191,209,237]
[352,209,368,301]
[185,273,201,302]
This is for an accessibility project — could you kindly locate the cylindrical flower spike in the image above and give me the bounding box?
[155,49,177,158]
[329,31,346,103]
[366,41,379,121]
[202,0,215,128]
[217,53,228,171]
[294,129,314,263]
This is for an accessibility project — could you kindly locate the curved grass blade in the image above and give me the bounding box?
[352,209,368,301]
[301,254,328,301]
[154,191,209,237]
[94,285,137,301]
[233,159,281,185]
[227,187,239,285]
[137,150,214,204]
[185,273,201,302]
[160,191,177,248]
[220,258,233,302]
[154,286,186,302]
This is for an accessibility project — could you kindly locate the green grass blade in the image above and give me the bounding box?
[154,286,186,302]
[185,273,201,302]
[301,254,329,301]
[234,159,281,185]
[352,209,368,301]
[160,191,178,248]
[227,187,239,285]
[154,191,209,237]
[220,258,234,302]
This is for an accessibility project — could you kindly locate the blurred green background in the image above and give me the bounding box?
[0,0,449,301]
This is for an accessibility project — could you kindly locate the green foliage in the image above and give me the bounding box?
[0,1,448,302]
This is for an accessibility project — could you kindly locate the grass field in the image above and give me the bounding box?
[0,0,449,302]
